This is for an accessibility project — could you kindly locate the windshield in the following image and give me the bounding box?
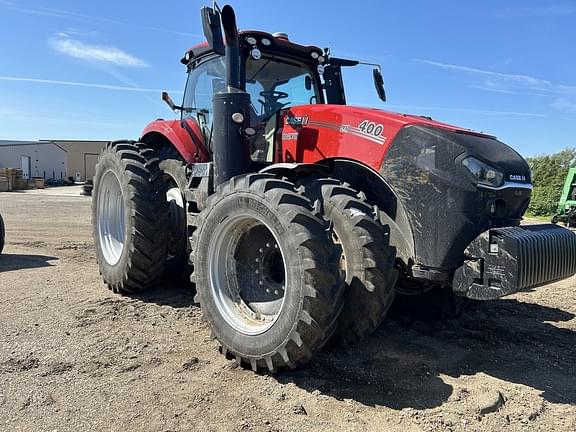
[244,56,320,119]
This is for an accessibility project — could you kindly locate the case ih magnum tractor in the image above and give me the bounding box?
[93,4,576,371]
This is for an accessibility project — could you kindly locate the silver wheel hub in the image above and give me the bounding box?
[208,215,287,335]
[97,170,125,266]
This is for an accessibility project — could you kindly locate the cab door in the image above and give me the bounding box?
[181,56,226,150]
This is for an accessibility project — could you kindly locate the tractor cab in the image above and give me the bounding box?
[180,31,328,163]
[180,33,323,163]
[178,29,384,164]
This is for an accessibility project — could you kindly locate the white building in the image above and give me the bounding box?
[0,139,107,181]
[0,140,67,180]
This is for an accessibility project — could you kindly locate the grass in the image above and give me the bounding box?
[524,212,553,222]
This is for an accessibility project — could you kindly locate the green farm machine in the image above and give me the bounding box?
[552,168,576,227]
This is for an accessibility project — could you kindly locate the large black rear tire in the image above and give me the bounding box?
[92,141,169,293]
[300,178,398,345]
[191,174,344,371]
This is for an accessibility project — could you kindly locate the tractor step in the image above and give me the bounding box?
[453,224,576,300]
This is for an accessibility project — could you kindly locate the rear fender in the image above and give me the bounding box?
[141,119,209,163]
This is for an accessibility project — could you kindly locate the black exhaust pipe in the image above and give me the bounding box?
[221,5,241,89]
[212,5,251,187]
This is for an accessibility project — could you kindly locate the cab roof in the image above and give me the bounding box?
[181,30,324,66]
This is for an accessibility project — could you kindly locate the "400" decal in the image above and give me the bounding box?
[358,120,384,137]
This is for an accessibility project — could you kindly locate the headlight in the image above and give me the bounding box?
[462,156,504,187]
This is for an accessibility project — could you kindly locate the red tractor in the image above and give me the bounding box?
[93,4,576,371]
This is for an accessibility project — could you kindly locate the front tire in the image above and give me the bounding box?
[92,141,169,293]
[192,174,344,371]
[299,178,398,345]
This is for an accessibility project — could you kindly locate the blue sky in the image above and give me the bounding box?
[1,0,575,156]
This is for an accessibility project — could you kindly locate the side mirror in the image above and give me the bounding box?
[201,6,225,56]
[162,91,182,112]
[373,68,386,102]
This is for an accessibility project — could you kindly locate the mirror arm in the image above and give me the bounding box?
[162,91,183,112]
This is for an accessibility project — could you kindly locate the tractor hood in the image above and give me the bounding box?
[349,106,532,187]
[281,104,531,188]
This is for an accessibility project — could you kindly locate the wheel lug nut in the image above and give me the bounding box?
[274,290,279,295]
[259,280,264,286]
[265,288,271,293]
[255,258,259,262]
[259,248,264,253]
[274,244,278,249]
[266,243,271,248]
[255,270,259,274]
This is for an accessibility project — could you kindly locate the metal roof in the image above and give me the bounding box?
[0,140,108,147]
[0,140,49,147]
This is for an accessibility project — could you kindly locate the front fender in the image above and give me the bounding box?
[141,119,209,163]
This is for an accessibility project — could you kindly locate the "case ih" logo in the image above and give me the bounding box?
[285,115,309,127]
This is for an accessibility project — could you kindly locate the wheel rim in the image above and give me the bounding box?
[165,181,186,258]
[208,215,287,335]
[97,170,125,265]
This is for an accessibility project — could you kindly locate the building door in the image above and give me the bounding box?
[84,154,100,181]
[21,155,31,179]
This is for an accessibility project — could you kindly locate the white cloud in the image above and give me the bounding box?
[418,60,576,116]
[50,37,148,67]
[0,1,201,38]
[416,59,551,88]
[468,83,551,98]
[418,59,576,95]
[551,97,576,114]
[0,76,182,94]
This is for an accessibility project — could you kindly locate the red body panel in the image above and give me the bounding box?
[279,105,490,171]
[141,119,209,163]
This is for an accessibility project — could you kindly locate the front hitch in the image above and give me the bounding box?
[453,224,576,300]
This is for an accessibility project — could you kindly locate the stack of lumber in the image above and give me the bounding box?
[30,178,44,189]
[0,168,9,192]
[13,169,27,190]
[0,168,29,191]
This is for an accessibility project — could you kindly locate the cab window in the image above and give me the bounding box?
[182,57,225,143]
[245,57,320,120]
[244,57,320,162]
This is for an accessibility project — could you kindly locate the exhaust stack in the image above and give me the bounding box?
[211,5,251,187]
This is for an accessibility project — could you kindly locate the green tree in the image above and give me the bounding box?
[526,148,576,216]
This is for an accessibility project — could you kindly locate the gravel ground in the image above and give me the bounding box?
[0,190,575,432]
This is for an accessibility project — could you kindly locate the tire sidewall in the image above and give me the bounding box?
[195,191,305,357]
[323,203,368,284]
[92,149,135,286]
